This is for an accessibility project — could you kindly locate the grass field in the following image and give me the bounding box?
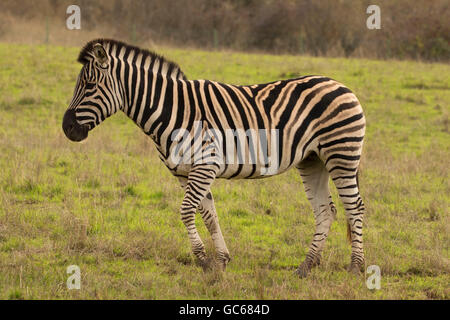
[0,42,448,299]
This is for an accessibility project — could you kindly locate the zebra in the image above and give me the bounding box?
[62,39,366,277]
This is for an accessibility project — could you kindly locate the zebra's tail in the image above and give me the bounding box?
[346,222,352,244]
[346,169,360,244]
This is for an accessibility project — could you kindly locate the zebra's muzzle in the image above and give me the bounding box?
[62,109,89,142]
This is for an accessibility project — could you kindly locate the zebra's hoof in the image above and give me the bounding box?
[196,257,214,272]
[213,252,230,271]
[295,264,311,278]
[296,257,320,278]
[347,263,364,276]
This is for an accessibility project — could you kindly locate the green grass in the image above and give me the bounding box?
[0,42,449,299]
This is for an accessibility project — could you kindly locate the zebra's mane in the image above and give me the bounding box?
[77,39,187,80]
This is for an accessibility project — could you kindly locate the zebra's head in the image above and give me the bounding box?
[63,41,123,142]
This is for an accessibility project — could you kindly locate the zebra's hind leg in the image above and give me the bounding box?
[295,153,337,278]
[328,168,365,275]
[324,156,365,275]
[198,191,231,271]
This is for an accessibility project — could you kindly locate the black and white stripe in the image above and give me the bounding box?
[63,39,366,276]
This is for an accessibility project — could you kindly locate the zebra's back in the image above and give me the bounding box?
[170,75,365,180]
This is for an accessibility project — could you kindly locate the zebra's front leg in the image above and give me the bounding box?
[198,191,230,271]
[178,166,218,271]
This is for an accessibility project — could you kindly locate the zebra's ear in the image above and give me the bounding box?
[92,43,109,68]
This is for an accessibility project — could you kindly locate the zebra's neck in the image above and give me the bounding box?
[109,45,188,153]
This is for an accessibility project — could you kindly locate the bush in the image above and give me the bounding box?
[0,0,448,61]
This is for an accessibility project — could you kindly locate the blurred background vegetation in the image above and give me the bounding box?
[0,0,449,62]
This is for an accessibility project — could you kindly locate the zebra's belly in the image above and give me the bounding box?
[166,161,293,180]
[218,162,293,179]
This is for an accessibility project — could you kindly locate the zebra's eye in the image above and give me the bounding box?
[85,82,96,90]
